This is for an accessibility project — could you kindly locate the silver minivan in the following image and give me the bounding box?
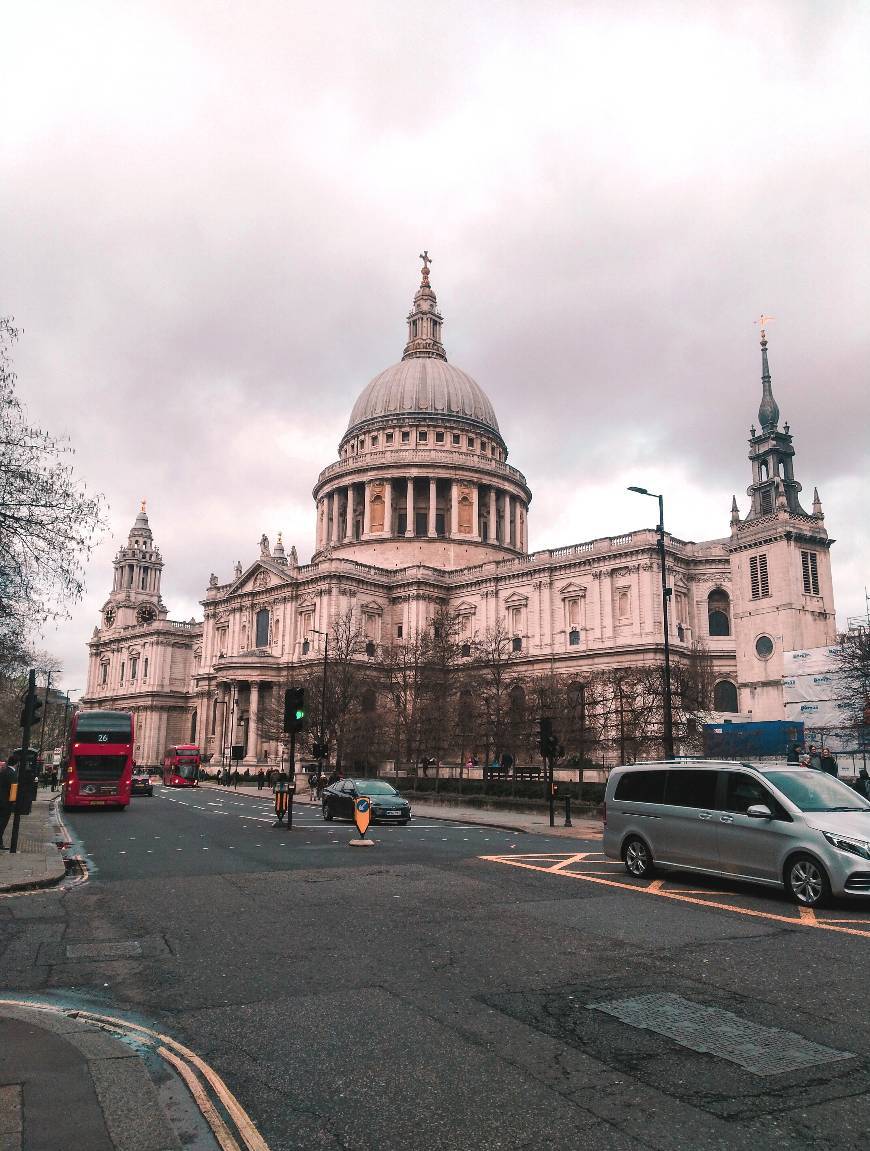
[603,759,870,907]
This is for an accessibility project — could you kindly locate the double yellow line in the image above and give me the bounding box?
[0,1000,270,1151]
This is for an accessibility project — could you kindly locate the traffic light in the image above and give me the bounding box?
[283,686,306,734]
[19,694,43,729]
[538,717,560,760]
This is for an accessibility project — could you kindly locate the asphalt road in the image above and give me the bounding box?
[3,783,870,1151]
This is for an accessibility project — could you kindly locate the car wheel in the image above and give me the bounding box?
[785,854,831,907]
[623,836,654,878]
[322,802,333,821]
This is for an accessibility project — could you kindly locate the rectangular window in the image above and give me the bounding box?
[614,770,667,803]
[120,661,125,684]
[512,636,522,652]
[397,624,403,638]
[760,488,773,514]
[664,769,719,809]
[385,432,394,444]
[801,550,820,596]
[467,436,475,448]
[101,663,108,684]
[435,512,445,536]
[397,512,407,535]
[401,430,410,443]
[452,433,461,446]
[749,553,770,599]
[418,430,428,443]
[143,657,148,681]
[371,434,379,447]
[435,431,444,443]
[130,657,138,681]
[481,439,487,451]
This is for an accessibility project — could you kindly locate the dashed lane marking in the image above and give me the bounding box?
[480,853,870,940]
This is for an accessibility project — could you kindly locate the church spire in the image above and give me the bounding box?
[756,316,780,432]
[402,250,447,362]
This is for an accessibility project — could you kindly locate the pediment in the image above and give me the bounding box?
[504,591,528,607]
[224,559,293,597]
[454,600,478,616]
[559,582,587,599]
[360,600,383,615]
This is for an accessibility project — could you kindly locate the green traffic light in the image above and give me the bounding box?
[295,709,304,720]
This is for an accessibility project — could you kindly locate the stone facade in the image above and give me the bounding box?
[82,271,836,765]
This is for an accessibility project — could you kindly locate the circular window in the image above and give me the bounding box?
[755,635,774,659]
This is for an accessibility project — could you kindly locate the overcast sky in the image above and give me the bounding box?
[2,0,868,694]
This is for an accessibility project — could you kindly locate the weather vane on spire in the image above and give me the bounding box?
[419,250,431,284]
[754,313,775,339]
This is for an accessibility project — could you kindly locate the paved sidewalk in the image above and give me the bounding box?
[0,1003,219,1151]
[0,789,66,894]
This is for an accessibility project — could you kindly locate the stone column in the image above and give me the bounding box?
[405,477,415,536]
[515,501,523,552]
[363,482,372,536]
[471,484,480,539]
[504,493,512,547]
[345,486,354,540]
[331,493,341,542]
[246,682,260,763]
[489,488,497,542]
[384,479,393,536]
[451,481,459,537]
[428,478,437,536]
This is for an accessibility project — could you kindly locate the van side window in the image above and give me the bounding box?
[664,770,718,808]
[724,772,790,821]
[614,771,667,803]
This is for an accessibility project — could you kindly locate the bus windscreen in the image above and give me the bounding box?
[76,713,133,743]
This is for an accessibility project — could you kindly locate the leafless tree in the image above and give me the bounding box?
[0,318,106,663]
[831,626,870,749]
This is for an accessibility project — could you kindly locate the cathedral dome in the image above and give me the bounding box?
[346,357,500,437]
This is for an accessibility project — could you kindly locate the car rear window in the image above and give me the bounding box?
[614,770,667,803]
[664,769,719,809]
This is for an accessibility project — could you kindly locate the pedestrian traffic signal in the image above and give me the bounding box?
[283,686,306,734]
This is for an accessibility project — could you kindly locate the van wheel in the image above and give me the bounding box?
[623,836,654,878]
[785,854,831,908]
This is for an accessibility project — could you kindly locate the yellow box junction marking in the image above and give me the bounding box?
[479,853,870,940]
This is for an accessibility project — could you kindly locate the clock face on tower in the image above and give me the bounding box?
[104,607,116,628]
[136,604,156,625]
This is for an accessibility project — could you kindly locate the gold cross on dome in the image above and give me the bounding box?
[754,313,775,334]
[419,250,431,271]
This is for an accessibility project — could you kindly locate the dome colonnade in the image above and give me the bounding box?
[312,255,531,567]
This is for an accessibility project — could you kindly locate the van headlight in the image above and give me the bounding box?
[822,831,870,859]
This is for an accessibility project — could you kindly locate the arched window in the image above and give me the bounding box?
[708,590,731,637]
[190,710,198,741]
[255,608,270,648]
[713,680,739,712]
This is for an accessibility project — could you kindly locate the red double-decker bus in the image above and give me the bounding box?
[163,744,201,787]
[62,710,134,811]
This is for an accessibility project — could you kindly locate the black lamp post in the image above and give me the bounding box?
[628,486,675,760]
[308,629,330,774]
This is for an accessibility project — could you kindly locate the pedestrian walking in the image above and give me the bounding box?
[49,768,58,792]
[820,748,838,776]
[0,760,16,849]
[808,745,823,771]
[256,768,265,790]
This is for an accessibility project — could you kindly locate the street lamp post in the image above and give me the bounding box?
[628,486,675,760]
[308,629,330,776]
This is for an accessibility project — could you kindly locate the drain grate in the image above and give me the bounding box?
[589,993,854,1076]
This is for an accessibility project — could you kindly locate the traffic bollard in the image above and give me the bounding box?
[564,794,573,827]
